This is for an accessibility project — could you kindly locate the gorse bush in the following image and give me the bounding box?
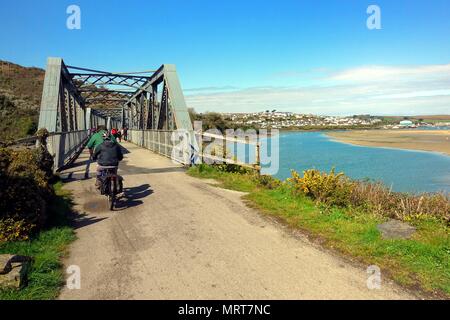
[0,145,54,242]
[288,168,450,224]
[288,168,353,207]
[0,218,35,242]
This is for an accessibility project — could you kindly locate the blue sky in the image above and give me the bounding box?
[1,0,449,115]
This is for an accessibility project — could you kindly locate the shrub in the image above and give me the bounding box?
[288,168,450,224]
[197,163,214,174]
[0,218,35,242]
[253,174,282,189]
[0,146,54,242]
[215,163,255,174]
[350,180,450,223]
[288,168,353,207]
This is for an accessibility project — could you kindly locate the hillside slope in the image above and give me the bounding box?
[0,60,45,141]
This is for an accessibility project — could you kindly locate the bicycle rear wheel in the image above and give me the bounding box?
[108,195,115,211]
[108,178,116,211]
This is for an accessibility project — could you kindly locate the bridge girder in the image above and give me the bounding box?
[122,64,193,132]
[38,57,193,134]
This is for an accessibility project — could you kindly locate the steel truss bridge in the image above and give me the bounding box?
[38,57,195,170]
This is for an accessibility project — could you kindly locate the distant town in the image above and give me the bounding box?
[217,111,450,130]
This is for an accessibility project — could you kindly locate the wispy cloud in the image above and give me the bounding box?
[185,63,450,116]
[329,64,450,83]
[184,85,239,93]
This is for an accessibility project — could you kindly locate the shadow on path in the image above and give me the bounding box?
[114,183,154,210]
[120,162,186,175]
[62,159,92,182]
[118,144,130,154]
[70,212,108,230]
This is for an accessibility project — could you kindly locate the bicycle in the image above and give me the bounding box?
[99,166,123,210]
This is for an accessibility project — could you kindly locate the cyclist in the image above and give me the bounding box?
[111,128,122,142]
[122,126,128,141]
[111,128,118,138]
[92,132,123,189]
[87,125,117,159]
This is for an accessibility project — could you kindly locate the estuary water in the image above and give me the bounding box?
[261,131,450,194]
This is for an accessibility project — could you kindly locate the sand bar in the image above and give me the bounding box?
[327,130,450,156]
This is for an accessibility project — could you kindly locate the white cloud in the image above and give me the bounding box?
[329,64,450,82]
[185,63,450,115]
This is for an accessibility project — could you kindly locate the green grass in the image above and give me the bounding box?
[188,165,450,298]
[0,181,76,300]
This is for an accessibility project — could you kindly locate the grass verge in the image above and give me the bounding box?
[188,165,450,299]
[0,180,76,300]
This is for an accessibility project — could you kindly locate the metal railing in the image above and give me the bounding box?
[128,129,175,159]
[4,130,89,172]
[3,136,38,146]
[47,130,89,171]
[128,129,261,171]
[197,131,261,171]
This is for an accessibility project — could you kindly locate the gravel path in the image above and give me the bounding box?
[59,142,415,300]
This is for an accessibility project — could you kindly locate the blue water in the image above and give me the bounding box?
[261,132,450,194]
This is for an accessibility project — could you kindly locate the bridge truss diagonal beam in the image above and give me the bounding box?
[39,58,195,145]
[123,64,193,133]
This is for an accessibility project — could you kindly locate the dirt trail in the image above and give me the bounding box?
[59,142,415,300]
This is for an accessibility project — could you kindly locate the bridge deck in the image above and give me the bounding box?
[58,142,413,299]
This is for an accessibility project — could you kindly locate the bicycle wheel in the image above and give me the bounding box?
[109,195,115,210]
[109,178,116,211]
